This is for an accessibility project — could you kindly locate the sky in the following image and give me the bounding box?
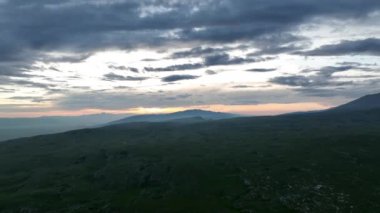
[0,0,379,117]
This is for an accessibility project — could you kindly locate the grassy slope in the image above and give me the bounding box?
[0,110,380,212]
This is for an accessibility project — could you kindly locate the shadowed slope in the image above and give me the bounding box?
[331,93,380,112]
[107,109,238,126]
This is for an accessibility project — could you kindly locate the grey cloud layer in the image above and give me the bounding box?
[247,68,277,72]
[299,38,380,56]
[0,0,380,112]
[161,75,199,82]
[144,53,271,72]
[108,65,139,73]
[145,63,204,72]
[1,0,380,66]
[55,89,309,110]
[103,73,148,81]
[270,64,380,97]
[270,65,366,87]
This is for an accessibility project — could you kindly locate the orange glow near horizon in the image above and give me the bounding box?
[0,102,331,118]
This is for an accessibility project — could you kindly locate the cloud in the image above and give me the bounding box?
[164,94,192,101]
[0,66,31,77]
[145,53,268,72]
[294,78,380,98]
[247,68,277,72]
[9,96,54,103]
[56,89,305,110]
[170,46,233,59]
[204,53,254,66]
[161,74,199,82]
[304,66,354,77]
[249,34,311,56]
[1,0,380,114]
[231,85,252,89]
[337,61,378,67]
[103,73,148,81]
[108,65,139,73]
[269,65,362,88]
[0,76,55,89]
[42,53,92,63]
[205,70,217,75]
[145,63,204,72]
[0,0,377,82]
[298,38,380,56]
[0,87,15,93]
[303,65,377,77]
[0,0,378,66]
[269,64,380,97]
[270,75,320,87]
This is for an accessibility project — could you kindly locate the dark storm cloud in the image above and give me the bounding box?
[0,0,379,96]
[299,38,380,56]
[161,75,199,82]
[0,0,379,67]
[103,73,148,81]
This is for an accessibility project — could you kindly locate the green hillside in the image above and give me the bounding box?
[0,110,380,212]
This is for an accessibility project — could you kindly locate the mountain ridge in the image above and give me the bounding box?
[107,109,239,126]
[329,92,380,112]
[1,96,379,212]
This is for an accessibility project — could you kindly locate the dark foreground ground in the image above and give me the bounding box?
[0,110,380,212]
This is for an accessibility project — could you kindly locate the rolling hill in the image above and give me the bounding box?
[107,109,238,126]
[0,93,379,212]
[330,93,380,112]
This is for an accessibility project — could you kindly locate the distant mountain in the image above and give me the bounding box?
[107,109,238,126]
[330,93,380,112]
[1,103,380,212]
[0,113,128,142]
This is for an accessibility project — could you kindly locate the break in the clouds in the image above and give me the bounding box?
[0,0,379,116]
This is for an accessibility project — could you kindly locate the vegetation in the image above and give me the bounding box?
[0,110,379,212]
